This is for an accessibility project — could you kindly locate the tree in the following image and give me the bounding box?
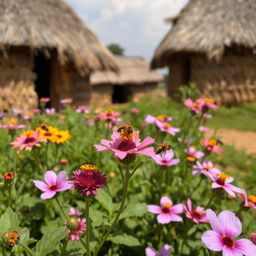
[107,43,125,56]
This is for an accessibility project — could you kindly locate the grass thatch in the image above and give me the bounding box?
[151,0,256,68]
[91,56,163,85]
[0,0,119,74]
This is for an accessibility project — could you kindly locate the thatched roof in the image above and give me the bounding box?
[151,0,256,68]
[0,0,118,74]
[91,56,163,85]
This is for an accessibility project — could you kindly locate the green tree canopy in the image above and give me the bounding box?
[107,43,125,56]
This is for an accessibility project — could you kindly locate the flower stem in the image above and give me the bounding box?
[19,242,34,256]
[93,165,130,256]
[206,193,216,208]
[85,198,91,256]
[55,196,67,221]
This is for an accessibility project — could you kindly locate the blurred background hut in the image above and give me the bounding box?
[151,0,256,105]
[0,0,118,110]
[91,56,163,105]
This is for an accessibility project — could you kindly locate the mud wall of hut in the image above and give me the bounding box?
[0,48,37,111]
[190,54,256,105]
[91,84,113,105]
[129,83,158,100]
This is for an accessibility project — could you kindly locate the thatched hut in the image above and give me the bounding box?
[151,0,256,105]
[0,0,118,110]
[91,56,163,104]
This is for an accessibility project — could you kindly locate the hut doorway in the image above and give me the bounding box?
[112,85,128,103]
[34,53,51,105]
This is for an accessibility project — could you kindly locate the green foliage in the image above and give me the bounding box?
[107,43,125,56]
[108,234,140,246]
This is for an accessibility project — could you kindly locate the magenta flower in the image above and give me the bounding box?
[71,169,106,197]
[145,244,171,256]
[45,108,56,115]
[33,171,72,200]
[184,199,208,224]
[147,196,184,224]
[201,209,256,255]
[39,97,50,103]
[69,218,86,241]
[157,122,180,136]
[76,105,89,114]
[210,173,242,198]
[192,161,220,179]
[238,191,256,210]
[145,115,172,125]
[184,98,202,113]
[23,114,33,120]
[154,150,180,166]
[11,130,46,153]
[197,98,218,110]
[94,130,155,160]
[69,207,82,216]
[100,109,120,122]
[131,108,140,115]
[199,126,209,133]
[0,121,26,131]
[201,139,222,154]
[185,146,204,162]
[60,98,73,104]
[12,108,25,116]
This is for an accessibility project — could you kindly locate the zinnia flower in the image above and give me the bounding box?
[60,98,73,104]
[185,146,204,162]
[76,105,89,114]
[147,196,183,224]
[145,244,171,256]
[197,98,218,111]
[33,171,72,199]
[69,207,82,216]
[201,209,256,255]
[192,161,220,178]
[39,97,50,103]
[157,122,180,136]
[11,130,46,153]
[71,165,106,197]
[45,108,56,115]
[184,199,208,224]
[68,217,86,241]
[184,98,202,113]
[100,109,120,122]
[131,108,140,115]
[154,150,180,166]
[94,128,155,160]
[145,115,172,125]
[0,121,25,131]
[238,191,256,210]
[201,139,222,154]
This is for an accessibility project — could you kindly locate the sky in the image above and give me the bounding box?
[65,0,188,62]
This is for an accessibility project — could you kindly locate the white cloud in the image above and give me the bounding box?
[65,0,188,61]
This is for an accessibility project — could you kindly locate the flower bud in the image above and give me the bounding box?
[3,172,15,184]
[66,217,79,230]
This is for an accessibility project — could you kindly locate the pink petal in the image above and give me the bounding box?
[137,147,155,158]
[94,144,108,151]
[164,150,174,160]
[168,159,180,166]
[145,247,158,256]
[160,196,172,206]
[171,204,184,214]
[41,191,56,200]
[145,115,156,124]
[147,205,162,214]
[218,210,241,239]
[44,171,57,186]
[187,199,192,211]
[101,139,111,147]
[201,230,223,251]
[222,246,241,256]
[114,150,128,159]
[170,214,183,222]
[33,180,49,192]
[157,214,172,224]
[57,182,72,191]
[223,186,236,198]
[56,171,67,185]
[235,238,256,256]
[206,209,223,234]
[159,244,171,256]
[138,137,155,148]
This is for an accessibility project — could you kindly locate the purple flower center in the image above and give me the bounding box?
[161,207,171,214]
[191,210,202,219]
[49,184,58,191]
[161,160,168,164]
[222,236,234,248]
[24,137,36,144]
[118,140,136,151]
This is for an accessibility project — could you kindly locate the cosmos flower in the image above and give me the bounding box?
[33,171,72,200]
[60,98,73,104]
[184,98,202,113]
[154,150,180,166]
[76,105,89,114]
[201,209,256,255]
[185,146,204,162]
[69,207,82,216]
[192,161,220,179]
[94,128,155,160]
[145,115,172,125]
[145,244,171,256]
[70,165,106,197]
[147,196,184,224]
[0,121,25,131]
[12,108,25,116]
[131,108,140,115]
[11,130,46,153]
[39,97,50,103]
[199,126,209,133]
[100,109,120,122]
[45,108,56,115]
[183,199,208,224]
[210,172,242,198]
[197,98,218,111]
[201,139,222,154]
[238,191,256,210]
[157,122,180,136]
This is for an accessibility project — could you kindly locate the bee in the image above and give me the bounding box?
[3,231,20,247]
[117,125,133,135]
[156,144,171,155]
[40,124,49,131]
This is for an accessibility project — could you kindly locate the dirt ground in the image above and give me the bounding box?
[206,129,256,155]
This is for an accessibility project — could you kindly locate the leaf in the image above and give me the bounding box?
[36,226,68,255]
[108,234,140,247]
[95,190,114,214]
[89,208,106,227]
[120,203,147,219]
[0,208,19,234]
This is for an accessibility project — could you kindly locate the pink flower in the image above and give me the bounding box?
[145,115,172,125]
[131,108,140,115]
[197,98,218,110]
[45,108,56,115]
[199,126,209,133]
[76,105,89,114]
[100,109,120,122]
[69,218,86,241]
[71,169,106,197]
[154,150,180,166]
[69,207,82,216]
[60,98,73,104]
[210,173,242,198]
[184,199,208,224]
[86,120,94,126]
[249,233,256,245]
[39,97,50,103]
[147,196,184,224]
[201,209,256,255]
[33,171,72,200]
[94,130,155,160]
[238,191,256,210]
[12,108,25,116]
[0,121,25,131]
[192,161,220,178]
[201,139,222,154]
[184,99,202,113]
[145,244,171,256]
[23,114,33,120]
[185,146,204,162]
[33,109,41,114]
[11,130,46,153]
[157,122,180,136]
[204,113,212,119]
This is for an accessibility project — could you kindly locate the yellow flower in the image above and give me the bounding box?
[37,126,58,142]
[51,130,71,144]
[80,164,99,171]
